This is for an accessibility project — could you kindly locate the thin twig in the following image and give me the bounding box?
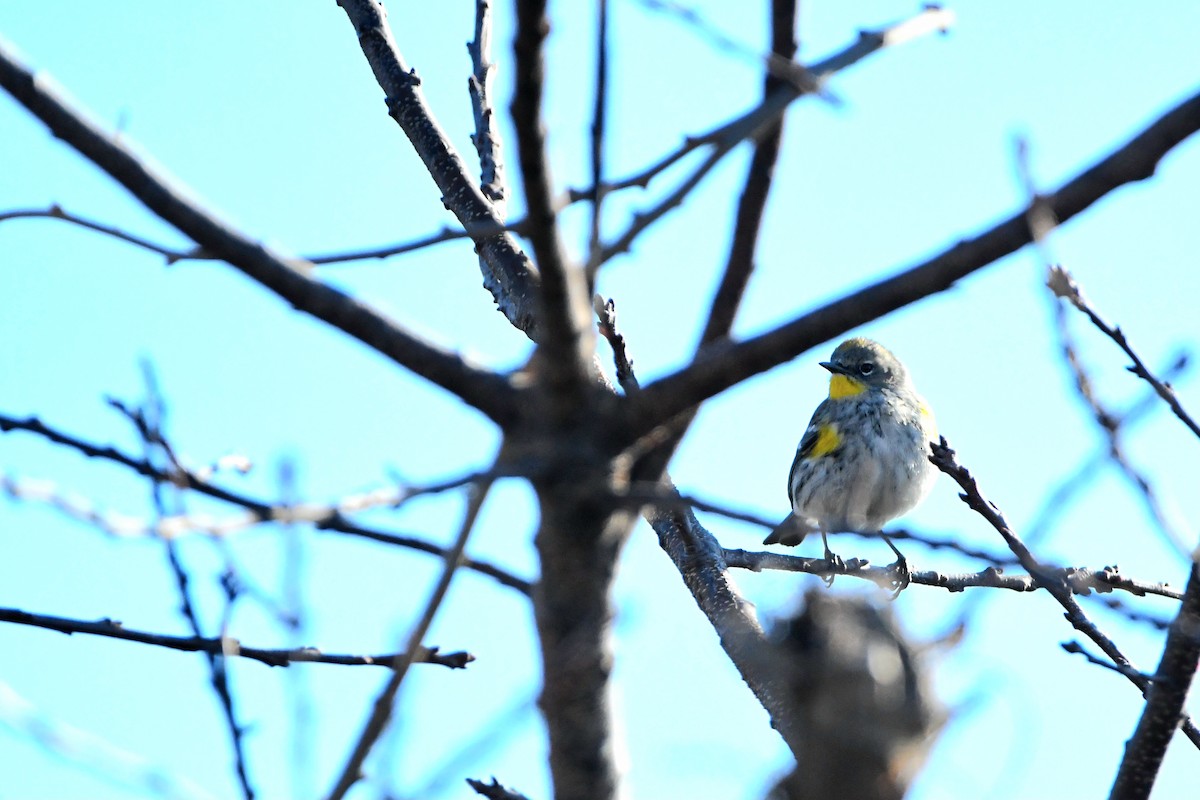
[1022,352,1191,545]
[1089,597,1173,631]
[584,0,610,277]
[0,204,536,267]
[1061,641,1159,683]
[629,0,829,97]
[593,296,639,393]
[326,477,495,799]
[1048,275,1191,556]
[307,222,516,264]
[0,412,532,594]
[930,437,1200,748]
[0,205,202,261]
[466,777,532,800]
[588,6,953,266]
[468,0,507,213]
[697,0,796,347]
[1049,264,1200,442]
[117,371,256,800]
[0,607,473,669]
[1015,137,1192,558]
[723,545,1181,598]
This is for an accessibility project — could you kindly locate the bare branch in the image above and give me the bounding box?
[512,0,596,420]
[0,607,472,669]
[643,501,810,757]
[593,296,639,393]
[0,204,201,262]
[1023,352,1191,545]
[1110,562,1200,797]
[306,222,514,265]
[584,0,610,277]
[930,437,1200,748]
[698,0,796,346]
[468,0,508,213]
[0,42,521,427]
[682,523,1181,600]
[466,777,532,800]
[628,0,826,95]
[1049,264,1200,442]
[588,6,952,266]
[624,87,1200,438]
[617,0,800,494]
[335,0,541,337]
[1047,277,1191,556]
[0,204,539,268]
[116,372,256,800]
[1090,597,1174,631]
[1061,641,1160,683]
[0,412,533,595]
[326,477,494,800]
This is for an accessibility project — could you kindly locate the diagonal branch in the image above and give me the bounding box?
[326,477,495,800]
[624,86,1200,440]
[1024,352,1190,546]
[0,39,519,428]
[594,297,808,762]
[698,0,796,346]
[1049,264,1200,441]
[0,607,473,669]
[622,0,799,493]
[1109,562,1200,799]
[930,438,1200,748]
[1047,276,1191,556]
[336,0,542,337]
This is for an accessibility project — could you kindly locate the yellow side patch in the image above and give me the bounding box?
[828,373,866,399]
[809,423,841,458]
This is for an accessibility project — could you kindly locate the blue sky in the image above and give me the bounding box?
[2,2,1199,798]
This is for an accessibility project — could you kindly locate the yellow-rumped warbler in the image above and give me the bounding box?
[764,337,938,575]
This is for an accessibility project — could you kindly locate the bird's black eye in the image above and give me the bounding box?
[859,362,875,376]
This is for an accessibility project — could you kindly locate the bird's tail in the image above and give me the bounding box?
[763,513,812,547]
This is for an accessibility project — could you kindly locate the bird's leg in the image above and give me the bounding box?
[820,531,844,587]
[881,533,910,597]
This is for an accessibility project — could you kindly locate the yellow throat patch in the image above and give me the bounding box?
[828,373,866,399]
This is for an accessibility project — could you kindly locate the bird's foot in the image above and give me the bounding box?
[882,535,910,598]
[821,535,845,587]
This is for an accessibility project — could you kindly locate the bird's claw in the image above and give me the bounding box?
[885,554,911,599]
[821,549,845,587]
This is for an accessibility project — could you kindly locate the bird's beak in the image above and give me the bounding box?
[820,361,851,376]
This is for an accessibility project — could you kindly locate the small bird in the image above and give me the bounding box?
[764,337,938,582]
